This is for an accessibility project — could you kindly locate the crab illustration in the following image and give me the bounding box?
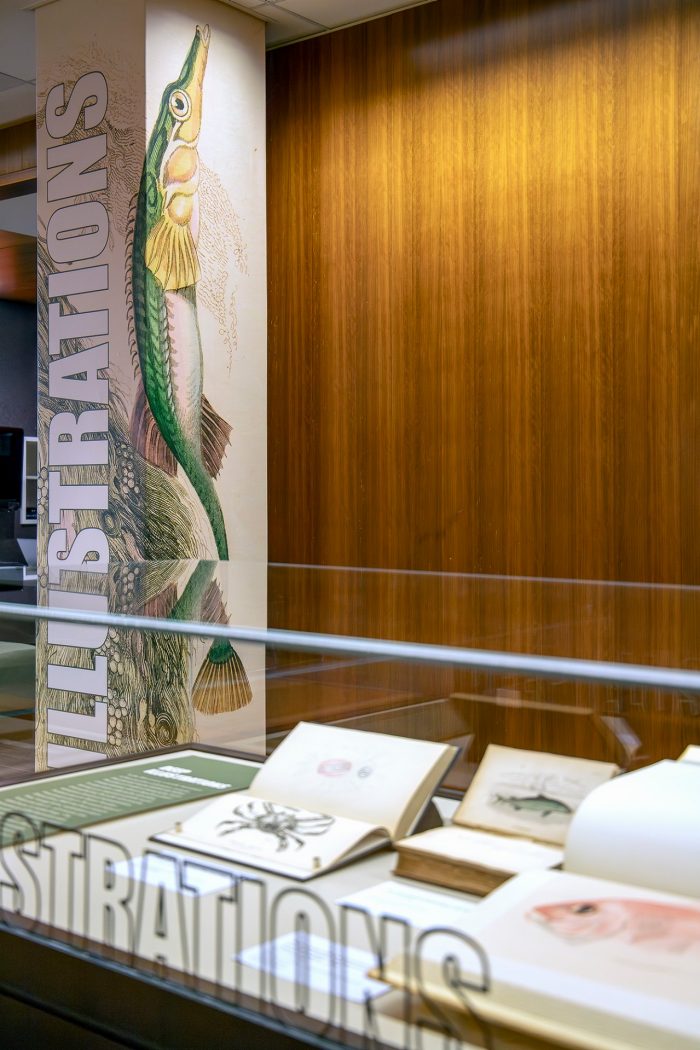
[217,800,335,852]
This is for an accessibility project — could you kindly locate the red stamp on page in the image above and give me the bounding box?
[317,759,352,777]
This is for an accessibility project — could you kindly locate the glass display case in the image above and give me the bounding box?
[0,562,698,1049]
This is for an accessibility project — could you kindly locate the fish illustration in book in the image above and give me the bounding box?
[530,898,700,953]
[130,24,251,714]
[490,793,572,819]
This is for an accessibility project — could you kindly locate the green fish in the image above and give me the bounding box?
[132,25,250,713]
[491,793,572,818]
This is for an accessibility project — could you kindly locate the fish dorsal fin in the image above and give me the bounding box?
[201,394,232,478]
[130,376,178,476]
[145,212,201,290]
[143,582,178,619]
[124,193,139,371]
[201,578,227,624]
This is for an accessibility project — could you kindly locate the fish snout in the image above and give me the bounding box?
[527,907,550,927]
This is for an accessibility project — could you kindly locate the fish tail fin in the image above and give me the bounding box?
[193,639,252,715]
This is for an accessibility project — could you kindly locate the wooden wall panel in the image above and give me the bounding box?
[0,230,35,302]
[265,0,700,764]
[0,121,36,300]
[267,0,698,583]
[0,120,35,184]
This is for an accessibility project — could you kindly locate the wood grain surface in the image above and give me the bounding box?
[0,229,35,302]
[0,120,35,185]
[266,0,700,763]
[0,121,36,301]
[267,0,698,583]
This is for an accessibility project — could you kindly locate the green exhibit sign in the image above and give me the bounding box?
[0,750,257,845]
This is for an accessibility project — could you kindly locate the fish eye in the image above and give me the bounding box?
[573,903,596,914]
[169,90,191,120]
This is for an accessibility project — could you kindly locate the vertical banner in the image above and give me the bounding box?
[36,0,267,769]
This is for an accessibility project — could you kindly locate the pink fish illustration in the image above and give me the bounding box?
[529,898,700,953]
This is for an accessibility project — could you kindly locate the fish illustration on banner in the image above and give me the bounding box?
[131,24,251,714]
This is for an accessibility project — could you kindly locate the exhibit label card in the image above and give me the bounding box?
[238,933,391,1004]
[338,880,478,929]
[0,751,256,845]
[113,853,236,895]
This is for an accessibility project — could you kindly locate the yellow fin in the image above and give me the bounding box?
[145,213,201,290]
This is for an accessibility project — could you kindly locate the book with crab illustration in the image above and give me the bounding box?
[393,745,619,895]
[151,722,458,878]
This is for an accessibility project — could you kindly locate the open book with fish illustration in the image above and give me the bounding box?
[394,745,619,894]
[152,722,457,879]
[378,868,700,1050]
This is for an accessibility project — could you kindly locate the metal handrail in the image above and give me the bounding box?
[1,599,699,694]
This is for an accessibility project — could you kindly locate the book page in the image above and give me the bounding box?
[453,745,618,845]
[153,792,385,877]
[472,870,700,1048]
[398,825,563,874]
[678,744,700,763]
[248,722,456,839]
[565,760,700,897]
[383,870,700,1050]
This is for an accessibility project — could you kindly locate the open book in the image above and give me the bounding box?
[381,759,700,1049]
[394,744,618,894]
[152,722,457,879]
[379,867,700,1050]
[564,758,700,898]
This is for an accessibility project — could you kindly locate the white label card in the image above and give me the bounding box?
[237,932,390,1003]
[113,853,238,895]
[338,879,479,929]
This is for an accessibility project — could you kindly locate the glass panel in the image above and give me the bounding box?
[2,560,699,781]
[0,574,698,1049]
